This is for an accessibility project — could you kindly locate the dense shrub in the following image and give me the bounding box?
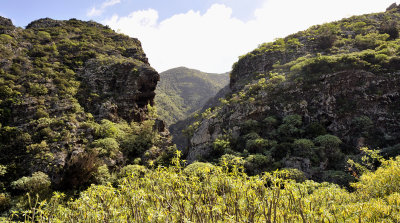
[91,137,120,158]
[183,162,218,179]
[352,156,400,198]
[11,172,51,195]
[244,153,273,175]
[93,165,113,185]
[278,115,303,138]
[293,138,315,157]
[245,138,275,153]
[212,137,230,155]
[314,134,344,168]
[275,168,306,182]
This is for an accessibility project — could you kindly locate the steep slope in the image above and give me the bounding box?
[186,5,400,184]
[155,67,229,125]
[0,17,172,194]
[170,85,231,151]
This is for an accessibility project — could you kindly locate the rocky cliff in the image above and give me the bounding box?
[0,17,171,190]
[186,5,400,184]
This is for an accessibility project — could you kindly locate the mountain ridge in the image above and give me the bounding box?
[155,66,229,125]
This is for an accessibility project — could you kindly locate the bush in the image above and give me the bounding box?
[305,122,327,138]
[278,115,303,137]
[317,34,337,50]
[293,138,315,157]
[26,141,49,153]
[8,156,400,222]
[96,119,119,138]
[93,165,113,185]
[37,31,51,42]
[245,153,273,175]
[91,137,120,157]
[352,156,400,198]
[380,144,400,158]
[11,172,51,195]
[35,108,49,119]
[246,138,276,153]
[263,116,278,127]
[219,154,245,173]
[275,168,306,182]
[241,119,260,132]
[213,137,230,155]
[28,83,48,96]
[183,162,218,179]
[314,134,341,148]
[314,134,344,168]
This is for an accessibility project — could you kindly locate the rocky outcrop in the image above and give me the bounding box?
[386,3,400,12]
[79,59,159,122]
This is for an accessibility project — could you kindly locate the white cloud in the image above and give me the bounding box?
[103,0,121,8]
[87,0,121,17]
[87,8,103,17]
[103,0,398,73]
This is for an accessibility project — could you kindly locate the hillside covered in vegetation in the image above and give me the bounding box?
[155,67,228,125]
[0,17,175,215]
[185,4,400,185]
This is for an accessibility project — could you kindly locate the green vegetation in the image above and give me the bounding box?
[155,67,229,125]
[5,152,400,222]
[0,17,174,216]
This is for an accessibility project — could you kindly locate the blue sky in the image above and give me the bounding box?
[1,0,398,73]
[1,0,264,27]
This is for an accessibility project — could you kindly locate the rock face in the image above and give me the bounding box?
[186,7,400,182]
[386,3,400,12]
[79,59,159,122]
[188,70,400,160]
[0,17,169,189]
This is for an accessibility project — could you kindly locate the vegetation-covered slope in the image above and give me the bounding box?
[186,5,400,184]
[0,17,175,213]
[155,67,229,125]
